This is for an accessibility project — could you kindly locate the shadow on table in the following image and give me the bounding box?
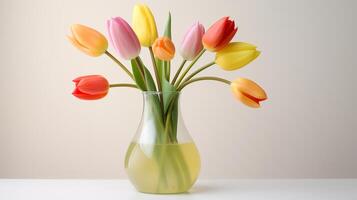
[128,183,223,199]
[189,184,222,194]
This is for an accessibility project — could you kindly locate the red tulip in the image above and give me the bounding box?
[72,75,109,100]
[202,17,237,52]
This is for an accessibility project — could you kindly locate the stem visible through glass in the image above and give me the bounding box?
[148,47,165,118]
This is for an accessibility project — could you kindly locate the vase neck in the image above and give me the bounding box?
[134,91,191,144]
[142,91,181,115]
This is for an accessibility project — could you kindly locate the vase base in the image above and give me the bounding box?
[125,142,200,194]
[136,189,189,194]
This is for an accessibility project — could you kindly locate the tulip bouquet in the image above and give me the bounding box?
[69,3,267,193]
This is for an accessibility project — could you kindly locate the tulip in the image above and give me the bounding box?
[72,75,109,100]
[68,24,108,57]
[202,17,237,52]
[231,78,267,108]
[180,22,205,61]
[215,42,260,71]
[132,4,158,47]
[107,17,141,60]
[152,37,175,61]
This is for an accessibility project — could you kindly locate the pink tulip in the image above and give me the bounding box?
[180,22,205,60]
[107,17,141,60]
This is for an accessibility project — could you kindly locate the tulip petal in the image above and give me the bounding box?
[202,17,237,51]
[216,50,260,70]
[67,35,95,56]
[202,17,228,49]
[132,4,158,47]
[107,17,141,60]
[231,78,267,108]
[72,75,109,100]
[234,78,267,100]
[77,76,109,95]
[216,42,256,56]
[233,89,261,108]
[72,91,107,100]
[153,37,175,61]
[214,27,237,51]
[180,22,205,60]
[72,75,98,83]
[71,24,107,56]
[68,24,108,57]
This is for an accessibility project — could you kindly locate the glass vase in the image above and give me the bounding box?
[125,91,201,194]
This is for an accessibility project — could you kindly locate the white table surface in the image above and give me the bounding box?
[0,179,356,200]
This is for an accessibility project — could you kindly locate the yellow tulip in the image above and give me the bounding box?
[231,78,267,108]
[68,24,108,57]
[215,42,260,71]
[132,4,158,47]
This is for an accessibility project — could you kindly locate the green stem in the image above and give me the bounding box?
[166,61,171,81]
[148,47,165,119]
[109,83,138,89]
[105,51,134,80]
[156,146,169,192]
[174,49,206,88]
[180,61,215,86]
[171,59,187,85]
[148,47,162,92]
[164,98,177,143]
[178,76,231,91]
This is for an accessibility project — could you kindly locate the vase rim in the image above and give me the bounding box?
[142,91,181,95]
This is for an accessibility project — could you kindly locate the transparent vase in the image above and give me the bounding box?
[125,91,201,194]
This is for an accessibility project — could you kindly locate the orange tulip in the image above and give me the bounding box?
[68,24,108,57]
[231,78,267,108]
[152,37,175,61]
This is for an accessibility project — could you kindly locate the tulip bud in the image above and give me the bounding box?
[72,75,109,100]
[180,22,205,61]
[202,17,237,52]
[67,24,108,57]
[231,78,267,108]
[152,37,175,61]
[107,17,141,60]
[132,4,158,47]
[215,42,260,71]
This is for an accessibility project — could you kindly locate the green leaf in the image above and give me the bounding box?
[156,58,166,82]
[138,57,157,91]
[131,58,157,91]
[164,12,171,39]
[145,93,166,143]
[131,59,146,91]
[165,62,170,80]
[162,79,177,114]
[143,67,157,91]
[155,12,172,83]
[169,97,179,141]
[164,95,179,143]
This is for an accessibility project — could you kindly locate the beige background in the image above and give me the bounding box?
[0,0,356,178]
